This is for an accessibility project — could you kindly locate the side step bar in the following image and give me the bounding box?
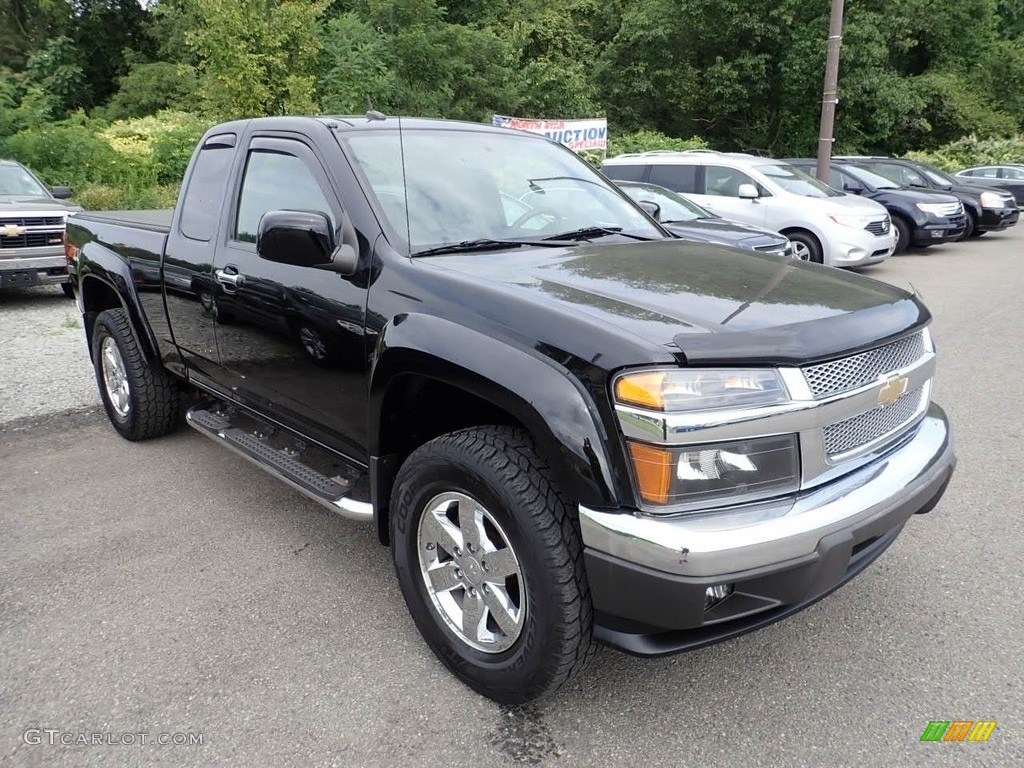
[186,402,373,522]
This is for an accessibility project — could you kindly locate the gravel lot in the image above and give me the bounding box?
[1,230,1022,767]
[0,286,99,425]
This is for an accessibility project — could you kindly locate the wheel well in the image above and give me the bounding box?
[375,374,526,544]
[779,227,820,246]
[80,276,124,357]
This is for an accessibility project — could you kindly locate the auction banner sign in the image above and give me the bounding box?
[491,115,608,153]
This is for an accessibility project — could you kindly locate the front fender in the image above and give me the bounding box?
[369,313,621,510]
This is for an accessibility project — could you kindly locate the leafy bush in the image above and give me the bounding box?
[3,111,206,209]
[74,183,180,211]
[905,134,1024,171]
[606,130,708,158]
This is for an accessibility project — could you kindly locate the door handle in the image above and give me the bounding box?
[215,267,245,288]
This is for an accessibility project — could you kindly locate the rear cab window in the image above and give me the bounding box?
[179,133,237,242]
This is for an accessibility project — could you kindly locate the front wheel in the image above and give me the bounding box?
[91,308,180,441]
[390,426,596,703]
[892,216,911,253]
[787,231,823,264]
[959,211,976,240]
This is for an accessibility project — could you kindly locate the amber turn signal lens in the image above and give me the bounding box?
[615,372,666,410]
[627,442,672,505]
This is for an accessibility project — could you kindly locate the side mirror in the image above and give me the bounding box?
[843,182,864,195]
[51,186,72,199]
[256,209,358,275]
[737,183,759,200]
[637,200,662,221]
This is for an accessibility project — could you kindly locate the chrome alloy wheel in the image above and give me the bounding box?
[417,491,526,653]
[100,336,130,419]
[792,240,812,261]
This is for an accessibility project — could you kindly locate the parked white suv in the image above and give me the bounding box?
[602,151,896,267]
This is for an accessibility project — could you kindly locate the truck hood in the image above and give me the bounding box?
[0,195,83,212]
[429,239,928,365]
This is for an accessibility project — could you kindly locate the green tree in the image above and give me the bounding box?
[183,0,329,118]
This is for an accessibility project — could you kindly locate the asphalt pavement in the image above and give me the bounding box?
[1,228,1022,767]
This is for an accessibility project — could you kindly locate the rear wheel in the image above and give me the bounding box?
[91,308,180,441]
[786,231,823,264]
[390,426,596,703]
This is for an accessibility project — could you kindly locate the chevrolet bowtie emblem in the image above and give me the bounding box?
[1,224,25,237]
[878,374,909,406]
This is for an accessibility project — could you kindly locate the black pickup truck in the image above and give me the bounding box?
[67,116,956,704]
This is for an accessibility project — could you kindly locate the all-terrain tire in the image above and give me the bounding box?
[91,307,180,441]
[390,426,597,703]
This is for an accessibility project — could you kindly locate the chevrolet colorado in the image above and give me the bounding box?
[67,116,956,703]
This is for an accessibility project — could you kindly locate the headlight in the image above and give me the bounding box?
[916,202,951,216]
[614,368,788,411]
[979,191,1004,208]
[626,435,800,507]
[827,213,876,229]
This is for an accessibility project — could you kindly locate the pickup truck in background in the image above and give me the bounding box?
[0,159,82,296]
[67,116,957,703]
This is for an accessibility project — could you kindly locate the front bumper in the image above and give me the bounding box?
[825,228,895,268]
[912,218,966,245]
[0,251,70,287]
[978,207,1019,232]
[580,403,955,655]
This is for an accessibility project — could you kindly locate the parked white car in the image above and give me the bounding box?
[602,151,896,267]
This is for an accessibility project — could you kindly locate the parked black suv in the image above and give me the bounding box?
[786,159,965,252]
[836,156,1019,239]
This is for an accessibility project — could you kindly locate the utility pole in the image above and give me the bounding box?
[816,0,846,182]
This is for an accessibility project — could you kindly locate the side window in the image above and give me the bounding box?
[602,164,646,182]
[704,165,756,197]
[1000,167,1024,180]
[829,169,846,189]
[179,135,236,242]
[972,167,999,178]
[648,164,697,192]
[234,149,335,243]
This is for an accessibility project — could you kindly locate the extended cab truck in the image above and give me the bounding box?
[0,159,82,296]
[67,116,957,704]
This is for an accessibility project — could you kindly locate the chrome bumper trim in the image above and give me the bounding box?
[580,403,954,577]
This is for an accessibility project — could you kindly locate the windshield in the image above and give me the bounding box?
[843,165,900,190]
[758,163,843,198]
[617,184,710,222]
[343,129,662,253]
[0,164,49,197]
[918,163,955,186]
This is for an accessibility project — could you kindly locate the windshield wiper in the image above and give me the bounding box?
[412,238,566,257]
[541,226,658,242]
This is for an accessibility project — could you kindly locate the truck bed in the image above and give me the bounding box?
[71,209,172,233]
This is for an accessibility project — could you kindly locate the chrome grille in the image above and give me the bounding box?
[0,215,64,227]
[0,232,62,249]
[803,332,927,398]
[823,386,925,457]
[930,201,963,217]
[865,217,890,235]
